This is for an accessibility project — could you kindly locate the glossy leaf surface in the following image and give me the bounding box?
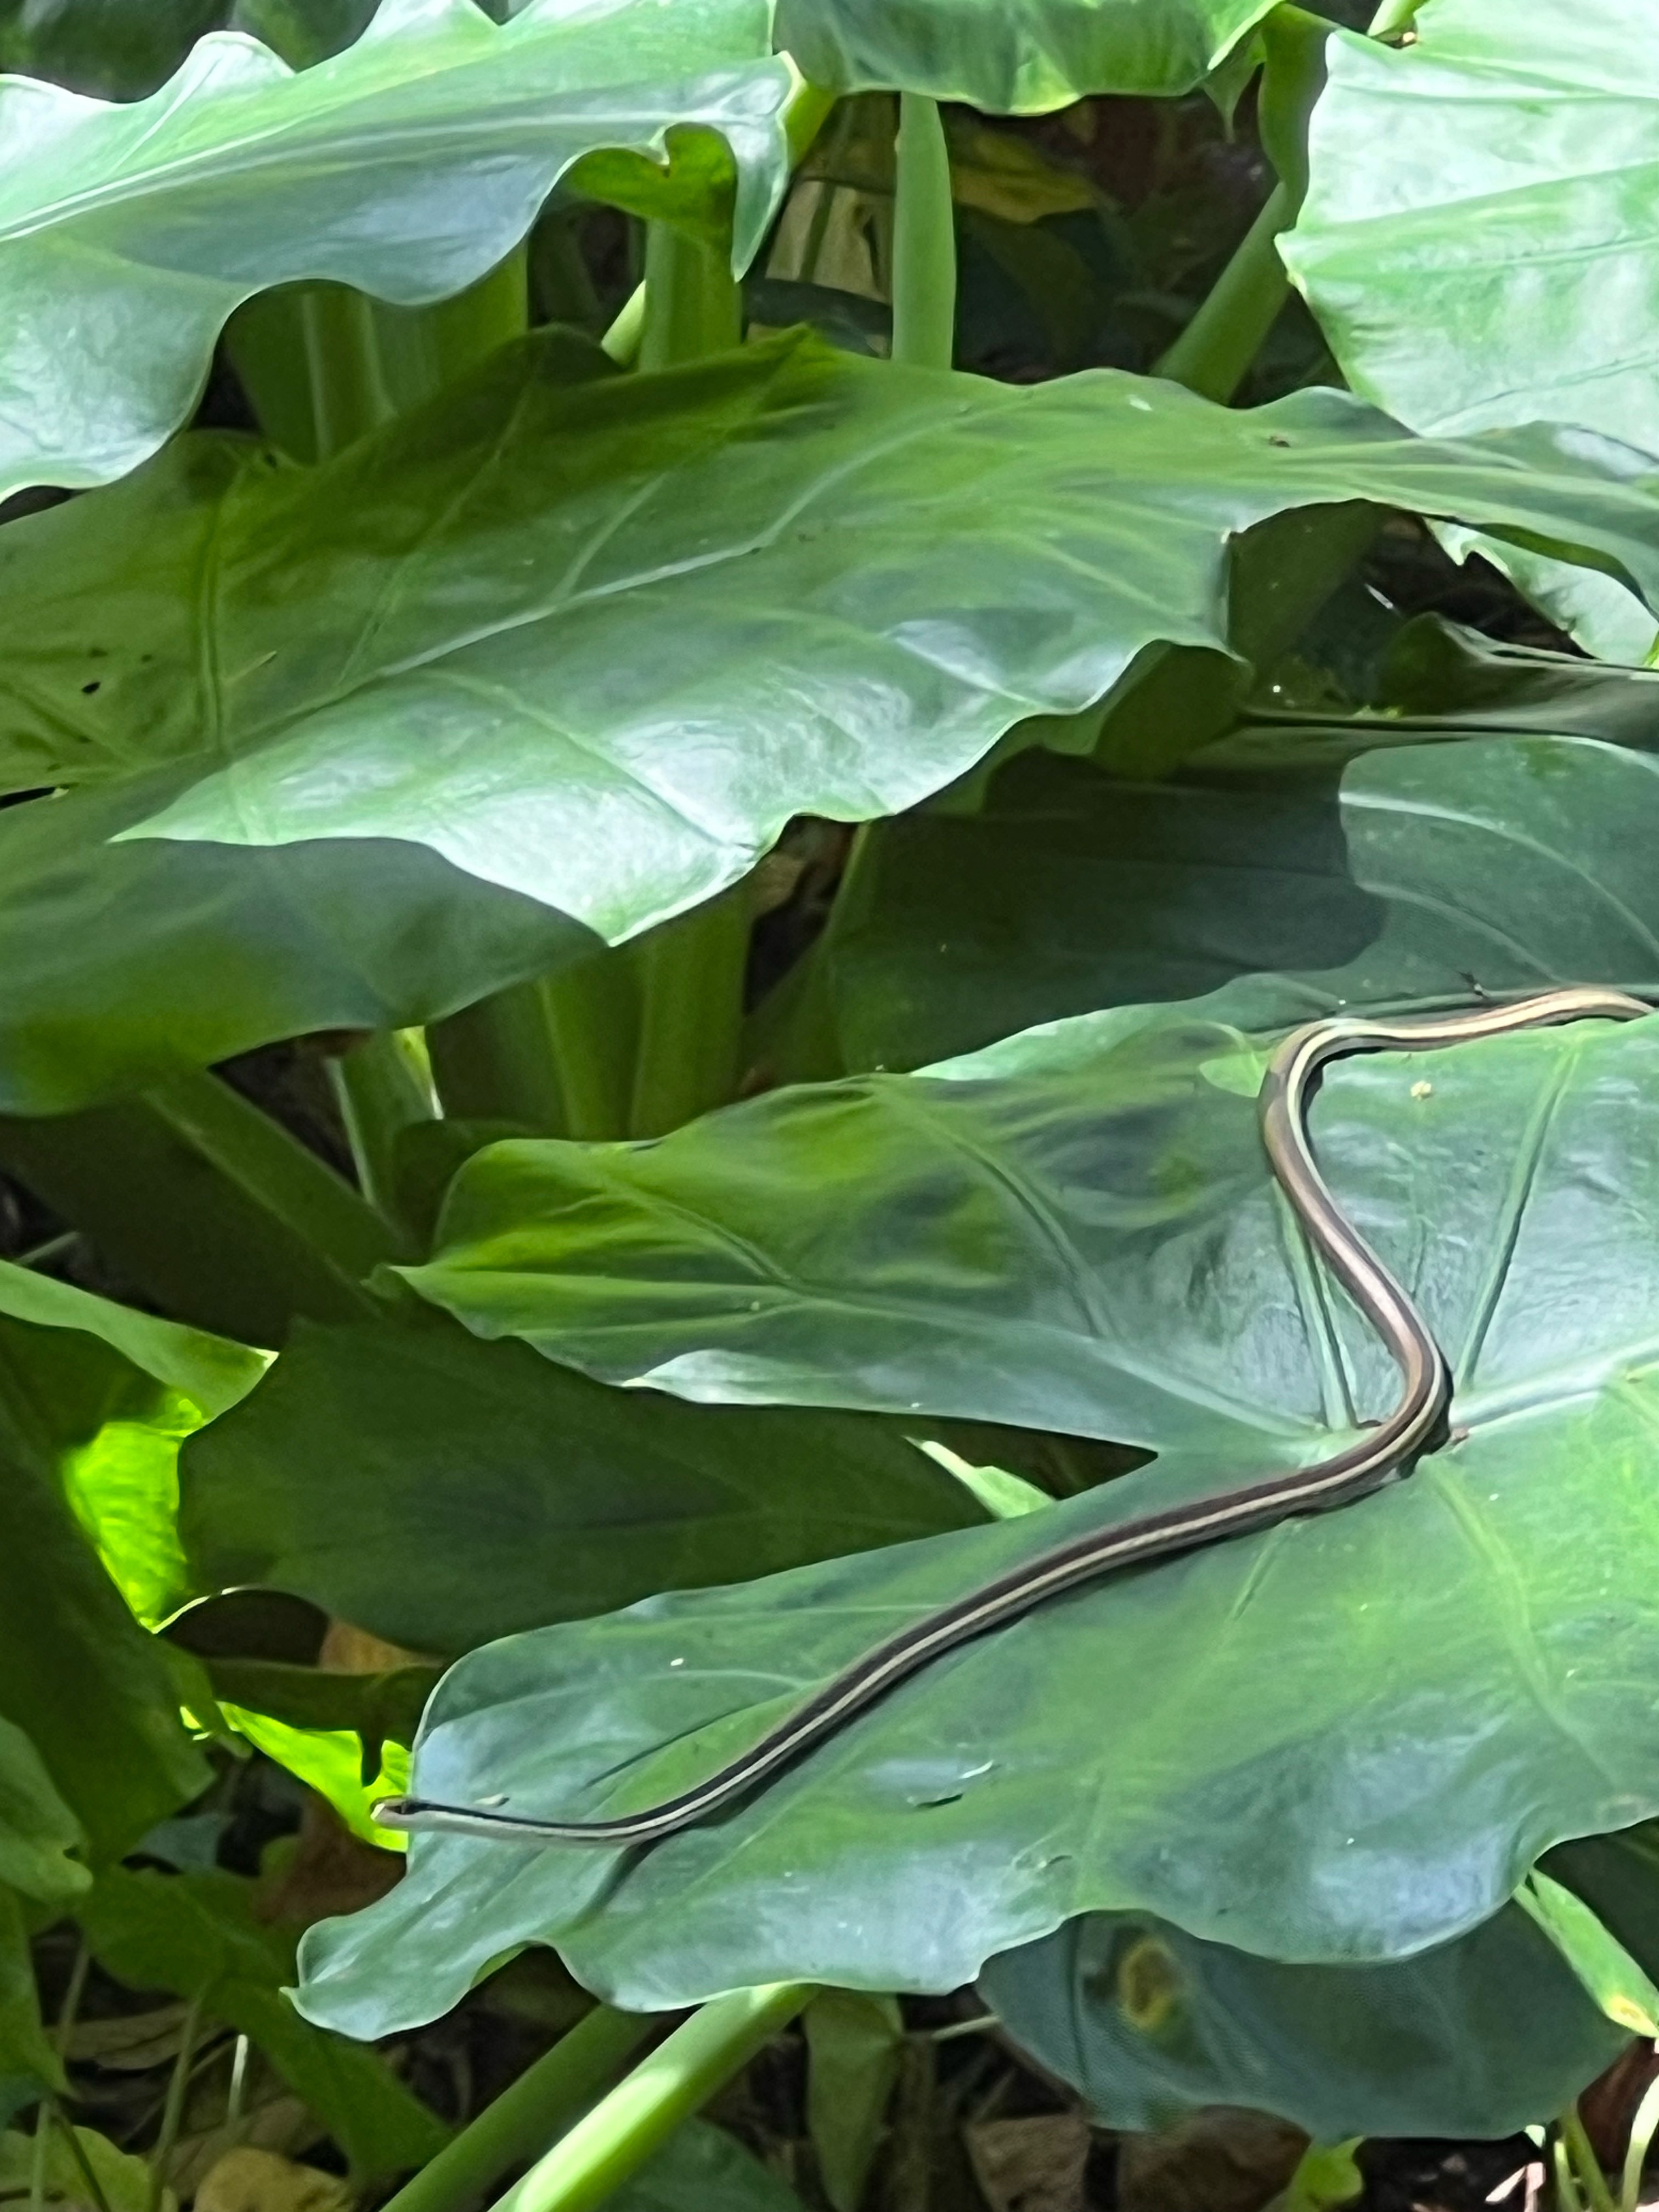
[301,1012,1659,2021]
[7,335,1659,1108]
[0,0,791,496]
[1286,1,1659,452]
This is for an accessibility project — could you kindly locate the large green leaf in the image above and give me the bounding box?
[772,0,1277,109]
[78,1867,448,2179]
[179,1314,985,1655]
[7,337,1659,1109]
[1286,0,1659,453]
[981,1894,1629,2140]
[0,1263,260,1854]
[298,1010,1659,2023]
[783,728,1659,1074]
[1283,0,1659,660]
[0,0,793,498]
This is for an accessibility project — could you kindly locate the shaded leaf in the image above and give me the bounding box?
[0,1887,65,2111]
[0,774,585,1116]
[0,2119,157,2212]
[612,2119,806,2211]
[775,0,1278,109]
[981,1898,1628,2140]
[776,728,1659,1075]
[0,1718,88,1906]
[0,0,380,98]
[180,1317,986,1657]
[298,1013,1659,2022]
[0,1074,398,1348]
[79,1869,447,2180]
[0,0,793,497]
[804,1989,902,2212]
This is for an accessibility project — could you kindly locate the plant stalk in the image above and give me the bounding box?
[378,2007,663,2212]
[628,890,751,1138]
[1367,0,1424,33]
[889,94,956,369]
[1154,4,1328,403]
[601,284,647,366]
[1620,2071,1659,2212]
[0,1072,400,1345]
[1561,2110,1618,2212]
[326,1030,439,1236]
[1153,181,1294,402]
[639,225,743,373]
[148,1990,205,2212]
[227,249,529,465]
[489,1984,810,2212]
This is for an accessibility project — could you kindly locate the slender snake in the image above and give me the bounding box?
[373,984,1649,1849]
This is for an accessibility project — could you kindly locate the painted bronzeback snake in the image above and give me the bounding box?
[373,985,1649,1849]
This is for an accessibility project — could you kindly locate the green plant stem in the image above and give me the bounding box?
[889,94,955,369]
[490,1984,810,2212]
[379,2007,662,2212]
[325,1029,439,1231]
[0,1072,399,1344]
[1155,4,1328,403]
[53,2109,111,2212]
[1561,2111,1618,2212]
[601,283,647,365]
[227,248,530,464]
[628,890,751,1138]
[1154,180,1294,402]
[148,1990,205,2212]
[1620,2071,1659,2212]
[1367,0,1424,32]
[639,224,743,373]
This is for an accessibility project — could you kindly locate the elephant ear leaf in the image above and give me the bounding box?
[0,0,793,499]
[297,1009,1659,2032]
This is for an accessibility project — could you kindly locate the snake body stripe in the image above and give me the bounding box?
[373,985,1649,1849]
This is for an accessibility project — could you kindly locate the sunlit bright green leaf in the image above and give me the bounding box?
[0,1267,261,1855]
[0,0,792,497]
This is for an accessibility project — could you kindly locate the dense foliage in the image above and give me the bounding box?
[7,0,1659,2207]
